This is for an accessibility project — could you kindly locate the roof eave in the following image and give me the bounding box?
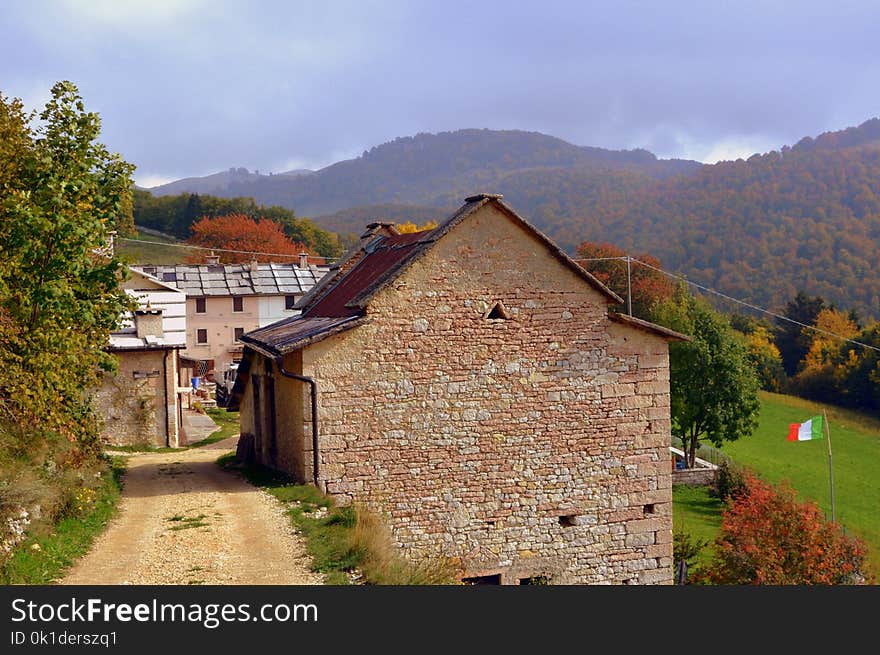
[608,312,691,342]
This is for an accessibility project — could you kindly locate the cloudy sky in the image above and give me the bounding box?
[2,1,878,186]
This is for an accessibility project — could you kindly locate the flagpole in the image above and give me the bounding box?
[823,409,835,522]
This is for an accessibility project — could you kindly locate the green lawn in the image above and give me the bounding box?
[118,227,184,264]
[673,391,880,574]
[672,485,722,567]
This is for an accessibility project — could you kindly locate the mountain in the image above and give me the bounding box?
[148,121,880,318]
[556,118,880,319]
[147,128,701,216]
[151,166,312,197]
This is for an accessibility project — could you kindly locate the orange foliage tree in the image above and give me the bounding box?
[396,220,438,234]
[186,214,312,263]
[575,241,675,318]
[704,474,871,585]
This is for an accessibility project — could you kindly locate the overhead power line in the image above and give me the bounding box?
[118,237,339,263]
[577,254,880,354]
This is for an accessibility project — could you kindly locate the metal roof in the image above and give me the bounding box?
[130,262,331,297]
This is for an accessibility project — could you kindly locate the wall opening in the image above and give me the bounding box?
[643,503,656,515]
[462,574,502,585]
[558,514,577,527]
[486,301,510,320]
[519,575,551,585]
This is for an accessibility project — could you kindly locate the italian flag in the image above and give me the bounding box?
[787,416,824,441]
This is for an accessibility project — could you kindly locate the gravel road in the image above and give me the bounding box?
[62,438,322,585]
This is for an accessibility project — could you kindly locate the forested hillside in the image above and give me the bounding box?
[556,119,880,318]
[149,120,880,317]
[148,129,699,216]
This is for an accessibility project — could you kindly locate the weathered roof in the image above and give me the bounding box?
[609,312,691,342]
[243,194,626,354]
[306,231,427,317]
[240,315,366,357]
[130,262,331,297]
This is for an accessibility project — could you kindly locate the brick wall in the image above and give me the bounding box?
[263,204,673,584]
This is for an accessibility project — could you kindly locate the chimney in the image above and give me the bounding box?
[249,258,259,273]
[134,304,164,339]
[299,252,310,269]
[205,251,220,265]
[360,222,398,240]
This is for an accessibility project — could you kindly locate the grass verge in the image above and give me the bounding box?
[0,457,126,584]
[217,453,459,585]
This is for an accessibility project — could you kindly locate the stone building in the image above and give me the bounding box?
[94,269,187,447]
[131,256,329,381]
[230,194,687,584]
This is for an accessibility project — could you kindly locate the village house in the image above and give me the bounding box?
[132,256,329,381]
[94,269,187,448]
[230,194,687,584]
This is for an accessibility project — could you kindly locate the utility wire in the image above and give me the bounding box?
[577,254,880,354]
[118,236,339,263]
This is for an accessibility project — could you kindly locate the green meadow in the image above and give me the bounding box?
[673,391,880,574]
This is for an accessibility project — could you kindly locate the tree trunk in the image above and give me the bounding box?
[687,436,698,468]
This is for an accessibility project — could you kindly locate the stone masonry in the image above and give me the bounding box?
[238,199,677,584]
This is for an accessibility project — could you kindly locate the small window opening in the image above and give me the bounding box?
[643,504,656,515]
[558,514,577,527]
[195,297,206,314]
[234,327,245,342]
[233,296,244,312]
[462,574,502,585]
[486,520,497,527]
[519,575,550,585]
[486,301,510,320]
[196,328,208,344]
[285,295,296,310]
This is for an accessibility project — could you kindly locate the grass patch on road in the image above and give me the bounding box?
[0,457,126,584]
[217,453,460,585]
[189,408,240,447]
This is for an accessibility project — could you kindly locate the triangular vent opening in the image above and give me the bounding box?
[486,301,510,320]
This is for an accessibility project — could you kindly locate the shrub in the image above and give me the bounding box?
[704,474,871,585]
[710,459,748,502]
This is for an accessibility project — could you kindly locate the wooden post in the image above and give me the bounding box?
[626,256,632,316]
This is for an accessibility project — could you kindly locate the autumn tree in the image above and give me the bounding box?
[704,474,870,585]
[793,308,859,400]
[652,286,760,467]
[0,81,135,462]
[396,220,438,233]
[186,214,313,263]
[575,241,674,319]
[775,292,826,376]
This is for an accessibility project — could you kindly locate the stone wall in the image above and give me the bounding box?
[257,204,674,584]
[95,348,180,447]
[672,468,717,487]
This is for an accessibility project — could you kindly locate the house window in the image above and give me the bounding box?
[195,298,206,314]
[196,329,208,344]
[234,327,244,342]
[285,295,297,310]
[486,301,510,320]
[233,297,243,312]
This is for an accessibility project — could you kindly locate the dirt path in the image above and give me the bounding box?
[62,438,322,585]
